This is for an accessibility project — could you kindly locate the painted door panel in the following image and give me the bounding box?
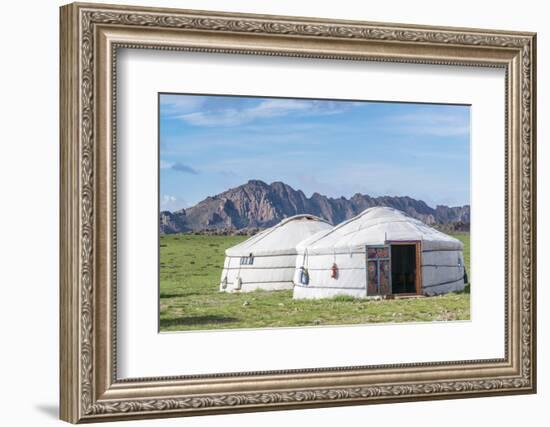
[379,260,391,295]
[367,261,378,295]
[366,245,391,296]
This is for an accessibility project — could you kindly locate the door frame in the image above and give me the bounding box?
[387,240,423,296]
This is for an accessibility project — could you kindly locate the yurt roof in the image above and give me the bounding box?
[296,227,334,251]
[300,207,462,254]
[225,215,333,257]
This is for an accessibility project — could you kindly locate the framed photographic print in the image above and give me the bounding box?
[158,94,472,331]
[60,2,537,423]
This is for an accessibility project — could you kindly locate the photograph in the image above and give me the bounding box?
[158,93,471,332]
[57,3,536,422]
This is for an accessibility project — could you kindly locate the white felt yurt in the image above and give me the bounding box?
[293,207,466,299]
[220,215,333,292]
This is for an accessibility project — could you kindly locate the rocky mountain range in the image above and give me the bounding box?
[160,180,470,234]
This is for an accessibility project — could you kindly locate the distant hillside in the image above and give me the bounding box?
[160,180,470,234]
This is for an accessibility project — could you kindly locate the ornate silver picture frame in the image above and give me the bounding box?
[60,2,536,423]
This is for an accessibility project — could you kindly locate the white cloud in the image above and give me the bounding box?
[387,110,470,137]
[160,94,206,117]
[160,194,187,212]
[160,160,173,169]
[178,99,356,127]
[179,99,308,126]
[161,194,176,204]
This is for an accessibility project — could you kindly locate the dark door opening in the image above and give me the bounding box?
[391,244,417,294]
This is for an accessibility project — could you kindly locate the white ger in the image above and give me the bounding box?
[220,215,332,292]
[293,207,466,299]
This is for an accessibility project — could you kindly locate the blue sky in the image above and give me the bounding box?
[159,93,470,212]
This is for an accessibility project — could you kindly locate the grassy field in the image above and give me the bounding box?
[159,233,470,332]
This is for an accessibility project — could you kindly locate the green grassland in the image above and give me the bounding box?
[159,233,470,332]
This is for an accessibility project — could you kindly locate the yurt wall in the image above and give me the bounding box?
[220,215,333,293]
[421,248,465,295]
[221,253,299,292]
[293,207,466,299]
[293,248,369,298]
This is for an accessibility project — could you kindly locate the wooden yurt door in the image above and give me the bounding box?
[366,245,391,296]
[388,241,422,295]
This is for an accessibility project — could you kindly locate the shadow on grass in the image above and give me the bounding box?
[455,284,471,294]
[160,314,240,328]
[159,293,183,299]
[159,291,204,299]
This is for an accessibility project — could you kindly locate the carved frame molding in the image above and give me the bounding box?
[60,2,536,423]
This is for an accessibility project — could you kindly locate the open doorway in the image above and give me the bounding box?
[390,244,419,294]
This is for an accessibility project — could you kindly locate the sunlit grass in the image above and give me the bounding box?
[159,233,470,332]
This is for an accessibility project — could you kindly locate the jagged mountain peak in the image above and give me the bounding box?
[160,180,470,234]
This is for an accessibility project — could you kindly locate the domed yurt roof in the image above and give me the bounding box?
[301,207,462,254]
[225,215,333,257]
[295,227,334,252]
